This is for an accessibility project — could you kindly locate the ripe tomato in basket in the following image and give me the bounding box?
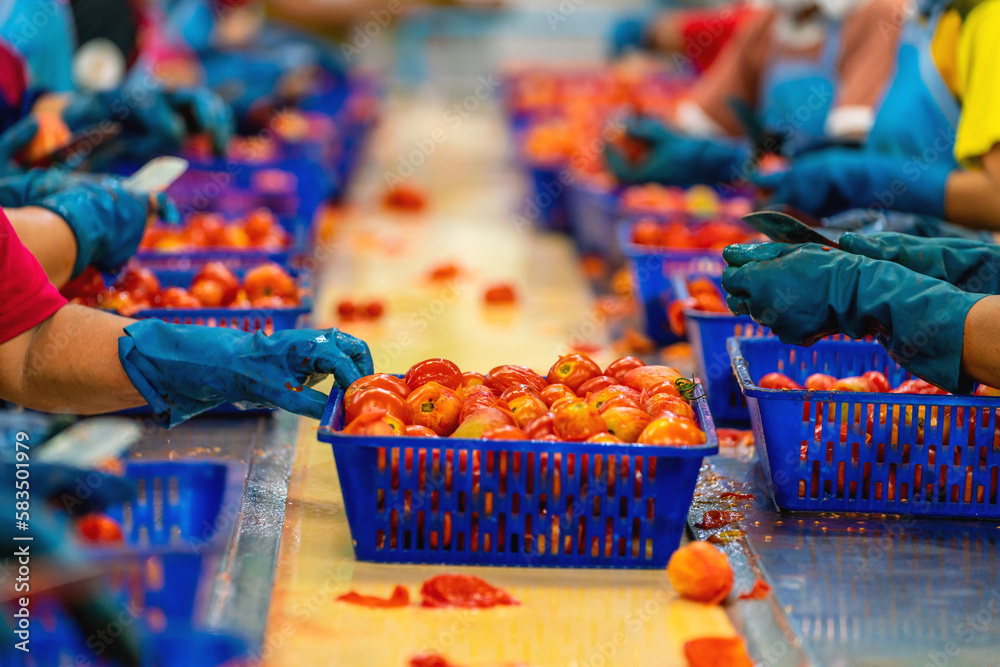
[158,287,201,308]
[243,263,298,303]
[113,267,161,303]
[60,266,107,303]
[405,358,462,391]
[76,513,124,543]
[347,388,411,425]
[344,374,411,407]
[244,208,279,242]
[191,262,240,307]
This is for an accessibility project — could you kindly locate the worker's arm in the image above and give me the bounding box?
[5,206,77,287]
[944,146,1000,230]
[0,305,145,414]
[962,295,1000,388]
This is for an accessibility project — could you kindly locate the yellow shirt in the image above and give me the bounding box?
[931,0,1000,166]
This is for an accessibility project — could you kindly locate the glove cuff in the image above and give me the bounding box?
[898,162,952,220]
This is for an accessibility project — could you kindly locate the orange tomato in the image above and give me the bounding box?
[637,416,706,445]
[243,263,298,303]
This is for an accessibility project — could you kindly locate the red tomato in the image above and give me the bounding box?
[186,213,227,245]
[862,371,892,393]
[687,278,719,300]
[113,267,161,303]
[539,383,576,407]
[343,410,406,436]
[405,381,462,436]
[60,266,106,301]
[190,279,227,307]
[76,513,124,543]
[344,374,411,406]
[482,426,529,441]
[499,384,542,403]
[419,574,517,609]
[683,637,753,667]
[346,388,411,425]
[484,365,546,394]
[337,300,356,321]
[220,225,252,248]
[604,356,645,383]
[546,353,603,392]
[644,393,695,421]
[157,287,201,309]
[459,372,485,391]
[460,386,502,422]
[243,208,277,241]
[366,301,385,319]
[405,425,439,437]
[631,218,662,246]
[483,283,517,305]
[587,433,624,444]
[804,374,838,391]
[384,183,427,211]
[577,375,617,396]
[668,297,697,336]
[587,386,641,413]
[405,358,462,391]
[758,373,803,391]
[428,263,460,282]
[524,413,557,440]
[646,380,681,398]
[243,263,297,302]
[638,416,706,445]
[892,379,948,395]
[832,376,877,392]
[553,401,607,441]
[975,385,1000,397]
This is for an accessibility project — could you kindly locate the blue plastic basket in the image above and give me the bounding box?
[730,337,1000,517]
[672,274,768,426]
[6,554,248,667]
[524,162,571,232]
[90,460,244,556]
[566,178,623,265]
[617,222,727,347]
[318,379,718,569]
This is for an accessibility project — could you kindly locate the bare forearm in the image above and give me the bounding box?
[961,296,1000,389]
[6,206,78,288]
[944,171,1000,230]
[0,306,144,414]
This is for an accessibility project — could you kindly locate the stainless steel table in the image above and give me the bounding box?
[697,452,1000,667]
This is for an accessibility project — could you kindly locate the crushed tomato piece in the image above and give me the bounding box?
[739,578,772,600]
[420,574,518,609]
[336,585,410,608]
[683,637,753,667]
[695,510,742,530]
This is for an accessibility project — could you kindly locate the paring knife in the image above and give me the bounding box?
[122,156,189,193]
[742,210,842,249]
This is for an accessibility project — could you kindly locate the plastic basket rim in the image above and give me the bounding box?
[318,376,718,458]
[728,336,1000,406]
[136,303,311,320]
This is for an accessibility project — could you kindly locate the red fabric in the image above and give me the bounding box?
[678,4,758,73]
[0,39,27,111]
[0,209,66,344]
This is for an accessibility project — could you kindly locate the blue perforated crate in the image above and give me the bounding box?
[730,337,1000,517]
[5,554,248,667]
[91,460,244,556]
[318,379,718,569]
[566,178,622,265]
[617,221,727,347]
[524,161,571,232]
[672,274,767,426]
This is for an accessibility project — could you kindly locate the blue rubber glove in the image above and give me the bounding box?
[0,116,38,176]
[605,117,751,186]
[839,232,1000,294]
[31,178,178,278]
[751,148,953,219]
[62,85,234,158]
[610,15,650,58]
[119,321,375,428]
[721,242,987,394]
[820,209,991,241]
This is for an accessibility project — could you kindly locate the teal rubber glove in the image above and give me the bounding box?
[605,117,751,186]
[821,209,990,241]
[119,321,374,428]
[26,177,178,278]
[840,232,1000,294]
[751,148,953,219]
[62,85,234,158]
[721,242,987,394]
[0,116,38,176]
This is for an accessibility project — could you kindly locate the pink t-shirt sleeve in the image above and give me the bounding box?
[0,208,67,344]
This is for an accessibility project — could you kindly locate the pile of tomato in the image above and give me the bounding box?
[140,209,290,252]
[667,278,730,336]
[757,370,966,395]
[339,354,706,445]
[61,262,301,315]
[629,216,755,251]
[619,184,752,219]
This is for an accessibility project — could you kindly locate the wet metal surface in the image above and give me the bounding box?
[700,453,1000,666]
[130,412,298,648]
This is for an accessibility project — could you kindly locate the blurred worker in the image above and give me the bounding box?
[607,0,907,186]
[721,232,1000,394]
[753,0,1000,228]
[610,3,760,74]
[0,203,372,424]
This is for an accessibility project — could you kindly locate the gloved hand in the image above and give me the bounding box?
[62,84,234,158]
[0,116,38,176]
[751,148,953,219]
[119,321,374,428]
[839,232,1000,294]
[820,209,991,241]
[722,242,987,394]
[610,15,650,57]
[32,177,179,278]
[605,117,750,186]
